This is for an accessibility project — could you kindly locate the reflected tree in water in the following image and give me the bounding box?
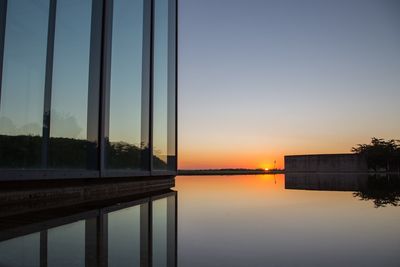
[353,174,400,208]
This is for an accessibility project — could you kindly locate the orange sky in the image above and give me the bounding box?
[177,132,400,170]
[177,134,391,170]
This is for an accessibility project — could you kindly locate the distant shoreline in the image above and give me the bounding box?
[177,169,400,176]
[178,169,285,176]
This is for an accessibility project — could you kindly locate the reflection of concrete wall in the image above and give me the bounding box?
[285,154,368,173]
[285,173,369,191]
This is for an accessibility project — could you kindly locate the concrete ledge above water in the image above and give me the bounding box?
[0,176,175,217]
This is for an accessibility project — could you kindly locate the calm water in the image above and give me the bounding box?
[176,174,400,267]
[0,174,399,266]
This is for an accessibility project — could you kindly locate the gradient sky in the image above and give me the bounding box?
[178,0,400,169]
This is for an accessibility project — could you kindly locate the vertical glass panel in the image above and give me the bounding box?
[166,195,176,266]
[0,0,49,168]
[153,0,177,171]
[108,205,141,266]
[153,198,168,267]
[48,220,85,267]
[49,0,92,168]
[107,0,149,169]
[153,195,176,267]
[0,233,40,267]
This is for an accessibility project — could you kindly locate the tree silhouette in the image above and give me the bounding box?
[352,137,400,172]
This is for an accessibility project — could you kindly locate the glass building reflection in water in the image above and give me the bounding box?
[0,191,177,267]
[0,0,177,179]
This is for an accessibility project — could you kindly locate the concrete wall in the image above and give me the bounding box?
[285,154,368,172]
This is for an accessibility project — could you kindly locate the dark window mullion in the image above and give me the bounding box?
[149,0,155,174]
[174,0,178,172]
[99,0,113,174]
[41,0,57,168]
[40,231,48,267]
[0,0,8,111]
[87,0,104,170]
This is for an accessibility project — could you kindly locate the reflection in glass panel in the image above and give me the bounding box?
[107,0,149,169]
[152,195,177,267]
[49,0,92,168]
[0,0,49,168]
[108,205,141,266]
[0,192,177,266]
[153,0,177,170]
[48,220,85,267]
[153,198,168,267]
[0,233,40,267]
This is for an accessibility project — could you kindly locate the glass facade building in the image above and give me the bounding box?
[0,0,177,180]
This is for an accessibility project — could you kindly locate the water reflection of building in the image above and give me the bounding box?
[285,173,400,208]
[0,0,177,181]
[285,173,369,192]
[0,190,177,267]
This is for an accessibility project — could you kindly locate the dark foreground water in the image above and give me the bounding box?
[0,174,399,266]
